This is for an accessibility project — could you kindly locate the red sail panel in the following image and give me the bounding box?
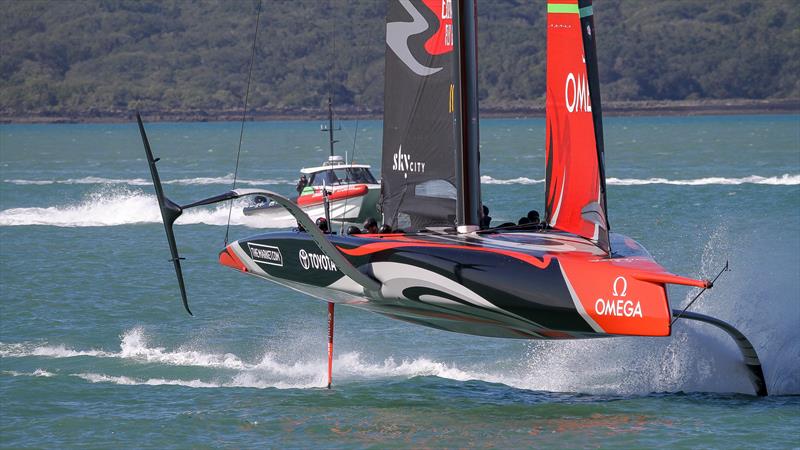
[545,0,609,253]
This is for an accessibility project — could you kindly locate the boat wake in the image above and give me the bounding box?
[2,173,796,227]
[4,174,798,187]
[481,173,800,185]
[0,327,479,390]
[3,289,796,395]
[2,175,290,187]
[0,188,280,228]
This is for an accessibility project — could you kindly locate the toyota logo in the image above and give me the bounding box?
[612,276,628,297]
[298,249,310,270]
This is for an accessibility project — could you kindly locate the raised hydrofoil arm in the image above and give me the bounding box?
[136,113,380,316]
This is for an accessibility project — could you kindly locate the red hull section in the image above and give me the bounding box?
[296,184,368,207]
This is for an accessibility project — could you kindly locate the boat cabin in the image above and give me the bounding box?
[301,155,378,187]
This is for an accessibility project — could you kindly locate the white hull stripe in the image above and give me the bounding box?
[558,263,604,333]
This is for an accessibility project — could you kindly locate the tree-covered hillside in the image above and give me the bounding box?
[1,0,798,119]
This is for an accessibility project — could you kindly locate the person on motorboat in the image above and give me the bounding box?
[315,217,330,233]
[363,217,378,234]
[346,225,361,235]
[518,216,530,225]
[379,224,392,234]
[296,174,308,194]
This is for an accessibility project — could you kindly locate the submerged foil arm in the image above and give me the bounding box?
[672,309,767,396]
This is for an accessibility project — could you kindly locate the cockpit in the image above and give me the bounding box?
[307,167,378,186]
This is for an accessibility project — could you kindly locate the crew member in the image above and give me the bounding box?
[296,174,308,194]
[379,224,392,234]
[527,210,540,226]
[363,217,378,234]
[315,217,329,233]
[481,205,492,228]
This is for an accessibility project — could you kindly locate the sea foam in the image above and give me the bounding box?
[3,175,290,187]
[0,188,273,228]
[480,173,800,186]
[5,174,798,187]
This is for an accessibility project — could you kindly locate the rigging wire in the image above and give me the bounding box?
[225,0,263,245]
[671,260,730,325]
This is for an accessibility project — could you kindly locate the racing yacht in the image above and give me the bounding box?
[138,0,767,395]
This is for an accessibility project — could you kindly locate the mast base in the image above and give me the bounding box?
[457,225,480,234]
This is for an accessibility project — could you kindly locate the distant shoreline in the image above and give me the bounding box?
[1,98,797,124]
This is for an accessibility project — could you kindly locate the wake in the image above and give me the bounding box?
[2,174,290,187]
[0,188,274,228]
[0,327,479,390]
[2,173,797,227]
[4,173,798,187]
[481,173,800,185]
[2,312,795,394]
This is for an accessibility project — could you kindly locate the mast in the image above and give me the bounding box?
[325,96,338,157]
[578,0,610,236]
[453,0,481,233]
[324,2,338,159]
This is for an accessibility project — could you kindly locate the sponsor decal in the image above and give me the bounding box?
[386,0,453,76]
[594,276,642,318]
[564,66,592,113]
[248,243,283,267]
[391,145,426,179]
[298,249,338,272]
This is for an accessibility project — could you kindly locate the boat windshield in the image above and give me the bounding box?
[309,168,377,186]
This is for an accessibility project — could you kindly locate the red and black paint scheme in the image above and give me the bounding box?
[136,0,767,396]
[220,229,698,340]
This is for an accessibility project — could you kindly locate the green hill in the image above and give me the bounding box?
[1,0,798,120]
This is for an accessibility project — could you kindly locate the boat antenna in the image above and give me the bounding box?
[349,119,359,164]
[323,0,339,158]
[225,0,262,245]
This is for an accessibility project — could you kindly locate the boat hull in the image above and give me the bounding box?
[219,230,685,339]
[242,185,380,228]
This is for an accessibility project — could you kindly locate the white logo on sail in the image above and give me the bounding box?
[594,276,642,318]
[392,145,426,179]
[565,71,592,113]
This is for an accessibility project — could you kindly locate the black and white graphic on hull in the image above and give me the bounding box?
[247,243,283,267]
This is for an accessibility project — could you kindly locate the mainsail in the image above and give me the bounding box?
[381,0,459,230]
[545,0,610,253]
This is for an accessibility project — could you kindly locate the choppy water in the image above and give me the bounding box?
[1,115,799,448]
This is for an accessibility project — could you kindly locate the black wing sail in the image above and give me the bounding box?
[381,0,458,230]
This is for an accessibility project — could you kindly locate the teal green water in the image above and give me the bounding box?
[1,115,799,448]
